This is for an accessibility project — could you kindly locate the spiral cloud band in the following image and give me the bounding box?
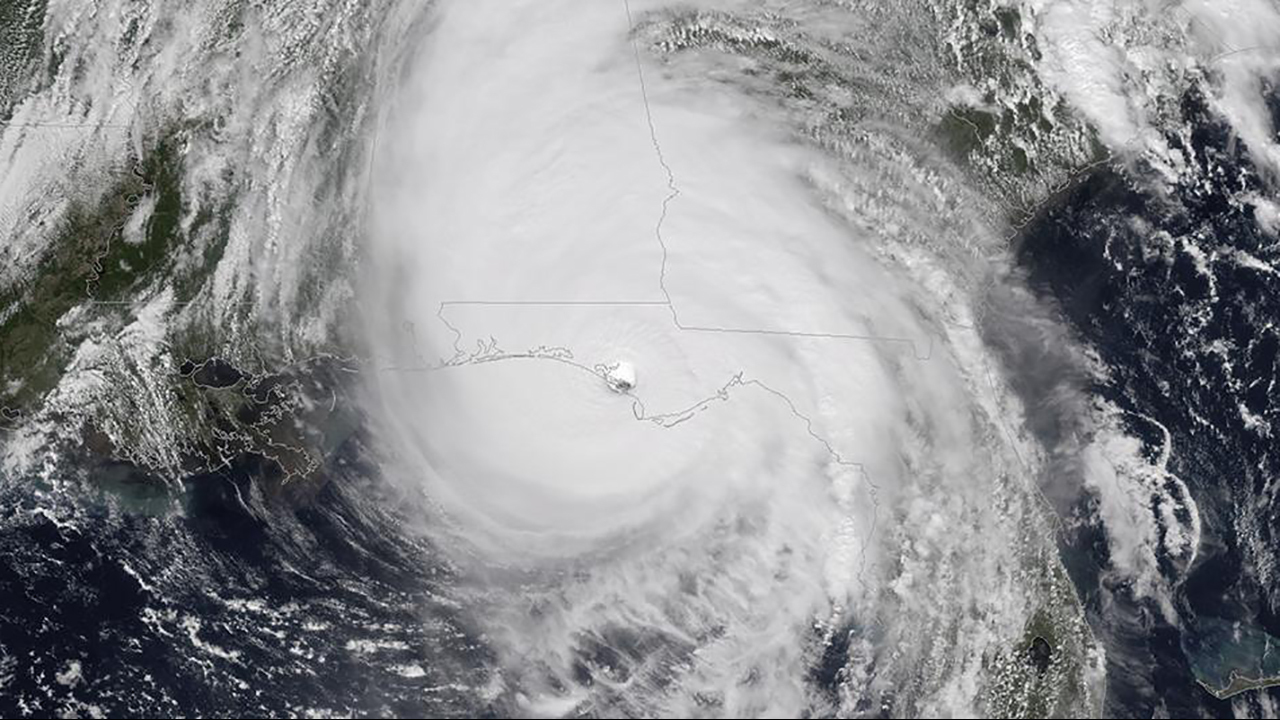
[365,0,1095,715]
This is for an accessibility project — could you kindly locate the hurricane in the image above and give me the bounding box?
[2,0,1279,717]
[361,0,1095,715]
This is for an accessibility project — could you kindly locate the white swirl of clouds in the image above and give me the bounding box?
[365,0,1096,715]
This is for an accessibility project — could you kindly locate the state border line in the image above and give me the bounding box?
[428,0,936,364]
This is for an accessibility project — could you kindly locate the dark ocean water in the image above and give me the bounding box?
[0,433,499,717]
[1015,90,1280,718]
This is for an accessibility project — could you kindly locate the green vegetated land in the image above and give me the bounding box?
[0,135,185,417]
